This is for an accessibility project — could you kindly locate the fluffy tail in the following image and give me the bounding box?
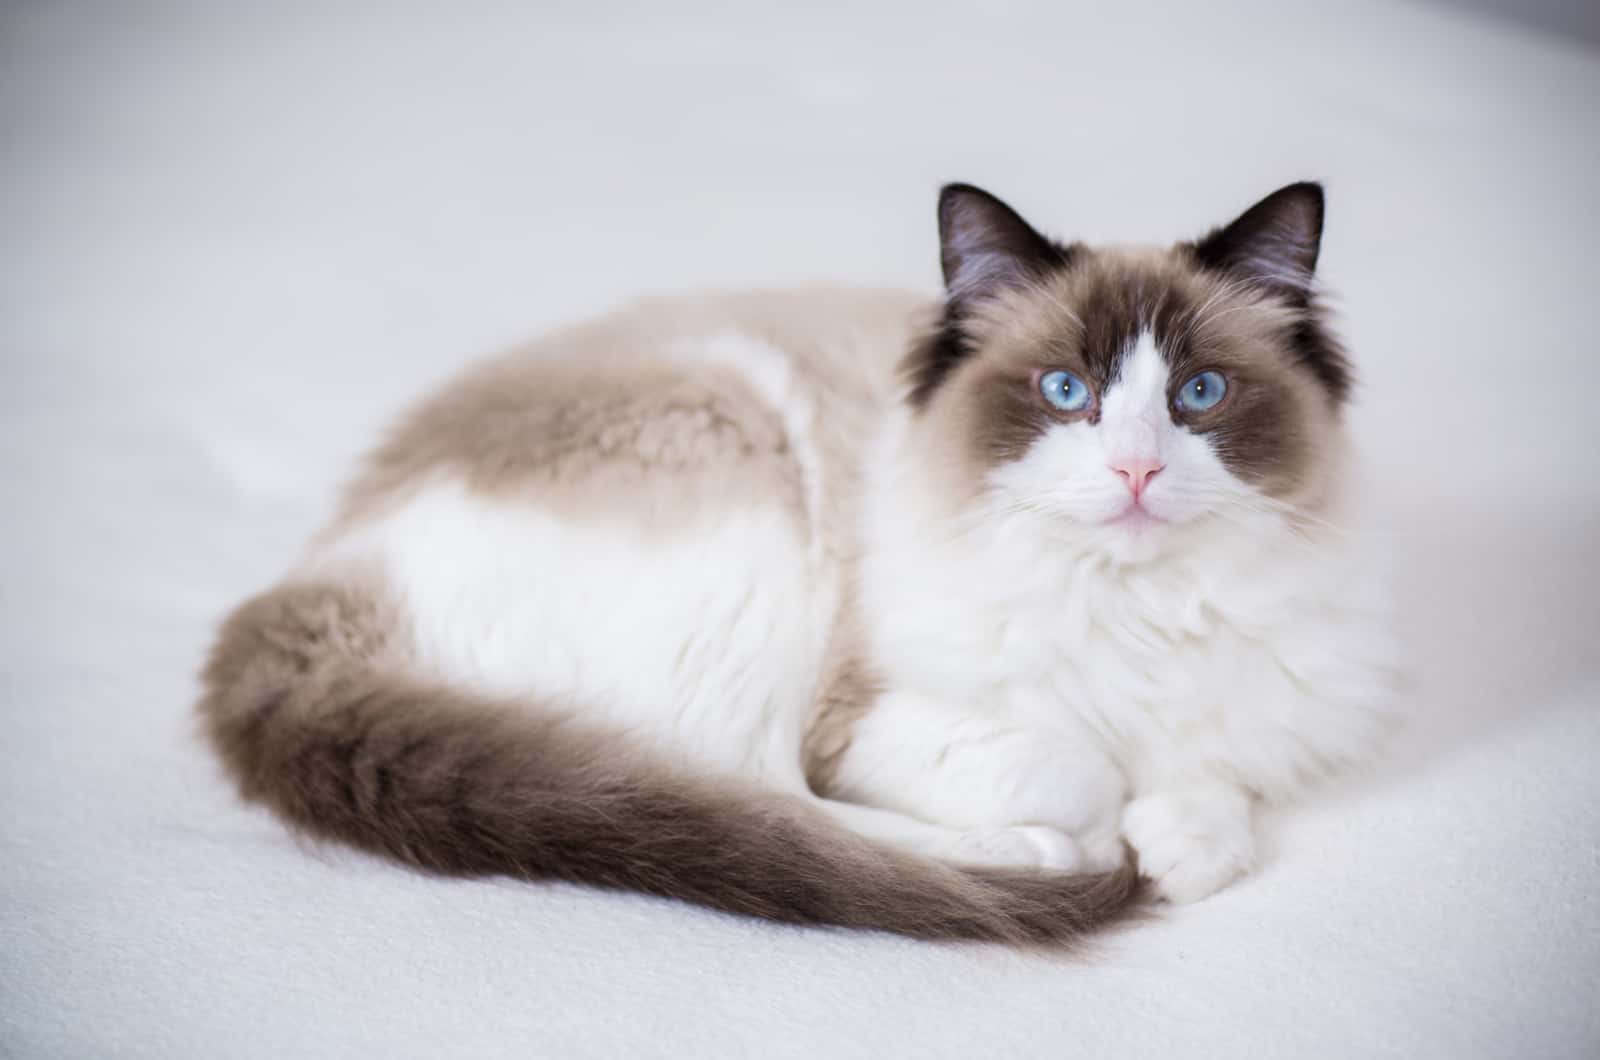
[198,581,1144,946]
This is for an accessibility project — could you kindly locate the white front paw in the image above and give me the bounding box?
[947,825,1086,872]
[1122,789,1254,903]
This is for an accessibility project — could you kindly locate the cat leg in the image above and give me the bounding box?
[813,798,1083,871]
[825,689,1128,872]
[1121,781,1255,903]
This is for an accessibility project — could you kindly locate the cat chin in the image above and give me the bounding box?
[1083,523,1178,566]
[1065,506,1241,566]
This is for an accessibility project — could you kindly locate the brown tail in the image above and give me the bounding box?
[198,581,1145,946]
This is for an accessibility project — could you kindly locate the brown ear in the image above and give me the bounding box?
[904,185,1072,410]
[938,183,1067,302]
[1193,182,1324,302]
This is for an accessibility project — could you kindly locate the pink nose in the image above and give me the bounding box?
[1110,456,1164,499]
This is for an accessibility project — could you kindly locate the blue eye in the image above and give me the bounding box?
[1175,370,1228,412]
[1038,370,1092,413]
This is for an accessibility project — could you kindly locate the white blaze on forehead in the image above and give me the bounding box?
[1099,332,1173,462]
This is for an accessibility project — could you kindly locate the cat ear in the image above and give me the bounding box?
[938,184,1065,302]
[1193,182,1324,300]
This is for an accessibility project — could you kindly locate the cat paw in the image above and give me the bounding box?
[1121,789,1254,903]
[947,825,1085,872]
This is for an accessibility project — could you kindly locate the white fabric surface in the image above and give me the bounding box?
[4,2,1598,1056]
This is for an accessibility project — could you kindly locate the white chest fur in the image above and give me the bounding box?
[858,419,1398,799]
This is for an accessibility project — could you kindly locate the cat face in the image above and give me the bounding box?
[905,183,1349,559]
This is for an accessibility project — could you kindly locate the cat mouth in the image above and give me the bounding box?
[1105,504,1165,529]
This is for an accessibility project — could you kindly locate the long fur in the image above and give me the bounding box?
[199,581,1145,945]
[196,183,1397,942]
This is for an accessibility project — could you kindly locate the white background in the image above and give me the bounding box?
[3,2,1597,1056]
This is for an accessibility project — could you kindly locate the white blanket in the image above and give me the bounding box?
[3,2,1596,1056]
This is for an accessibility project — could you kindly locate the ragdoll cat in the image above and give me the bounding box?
[199,181,1396,945]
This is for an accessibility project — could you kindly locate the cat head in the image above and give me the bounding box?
[904,182,1350,561]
